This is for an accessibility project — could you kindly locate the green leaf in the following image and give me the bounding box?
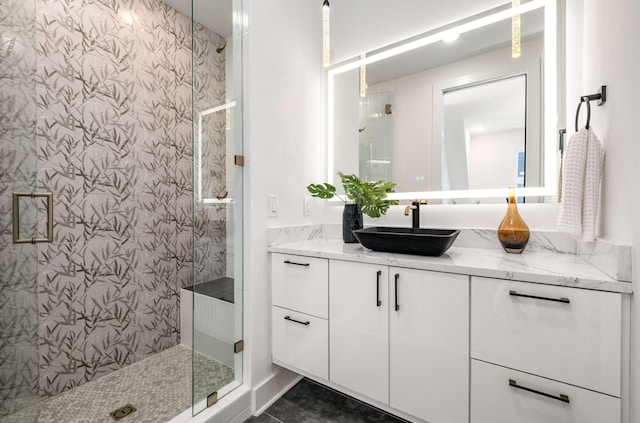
[307,172,398,218]
[336,172,399,218]
[306,182,337,199]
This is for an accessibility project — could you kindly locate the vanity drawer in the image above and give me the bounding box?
[272,306,328,380]
[471,277,622,396]
[471,359,620,423]
[272,253,328,318]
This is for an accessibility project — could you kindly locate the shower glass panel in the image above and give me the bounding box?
[359,92,393,182]
[0,0,40,420]
[191,0,244,415]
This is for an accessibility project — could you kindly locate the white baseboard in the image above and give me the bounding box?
[252,368,302,416]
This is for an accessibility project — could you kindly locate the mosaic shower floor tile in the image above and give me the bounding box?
[0,345,234,423]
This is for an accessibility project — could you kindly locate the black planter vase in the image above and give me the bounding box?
[342,203,363,243]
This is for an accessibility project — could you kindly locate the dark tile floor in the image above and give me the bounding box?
[246,378,410,423]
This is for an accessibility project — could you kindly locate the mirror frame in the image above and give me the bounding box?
[327,0,557,201]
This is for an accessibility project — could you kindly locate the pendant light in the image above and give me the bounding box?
[359,53,366,97]
[512,0,521,58]
[323,0,330,67]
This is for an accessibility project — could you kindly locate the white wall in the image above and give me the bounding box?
[468,129,524,190]
[244,0,325,401]
[332,69,360,186]
[565,0,640,420]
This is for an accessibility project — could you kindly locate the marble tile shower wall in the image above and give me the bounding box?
[22,0,226,398]
[0,0,41,416]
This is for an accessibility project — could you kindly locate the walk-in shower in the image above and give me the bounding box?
[0,0,244,421]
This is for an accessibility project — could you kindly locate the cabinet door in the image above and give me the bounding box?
[330,260,389,404]
[389,268,469,423]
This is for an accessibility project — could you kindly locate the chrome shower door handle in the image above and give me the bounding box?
[12,192,54,244]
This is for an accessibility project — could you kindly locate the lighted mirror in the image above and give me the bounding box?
[328,0,559,203]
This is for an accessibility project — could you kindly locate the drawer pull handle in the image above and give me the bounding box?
[509,290,570,304]
[394,273,400,311]
[283,260,310,267]
[284,316,310,326]
[509,379,570,403]
[376,271,382,307]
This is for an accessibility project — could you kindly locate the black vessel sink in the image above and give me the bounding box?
[352,227,460,257]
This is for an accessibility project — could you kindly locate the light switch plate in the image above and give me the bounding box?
[268,194,278,217]
[303,197,311,216]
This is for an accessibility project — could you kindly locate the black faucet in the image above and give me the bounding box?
[404,200,427,229]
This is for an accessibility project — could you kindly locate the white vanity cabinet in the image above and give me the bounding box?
[470,277,623,423]
[270,245,630,423]
[329,261,469,423]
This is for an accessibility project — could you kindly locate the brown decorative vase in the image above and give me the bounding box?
[497,187,530,253]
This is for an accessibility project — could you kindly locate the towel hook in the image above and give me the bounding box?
[574,85,607,131]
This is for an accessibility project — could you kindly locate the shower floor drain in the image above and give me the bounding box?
[110,404,137,420]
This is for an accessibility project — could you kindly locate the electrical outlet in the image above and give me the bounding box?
[303,197,311,216]
[268,195,278,217]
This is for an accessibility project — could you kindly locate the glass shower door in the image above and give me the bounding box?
[0,0,41,420]
[191,0,244,415]
[359,92,393,182]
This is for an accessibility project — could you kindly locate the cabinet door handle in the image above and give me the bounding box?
[509,379,570,403]
[284,316,310,326]
[283,260,310,267]
[376,270,382,307]
[509,290,570,304]
[394,273,400,311]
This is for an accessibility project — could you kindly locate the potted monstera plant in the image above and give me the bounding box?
[307,172,399,243]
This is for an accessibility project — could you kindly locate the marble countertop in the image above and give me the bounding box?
[268,239,633,294]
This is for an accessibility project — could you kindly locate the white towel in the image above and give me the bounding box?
[557,127,605,242]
